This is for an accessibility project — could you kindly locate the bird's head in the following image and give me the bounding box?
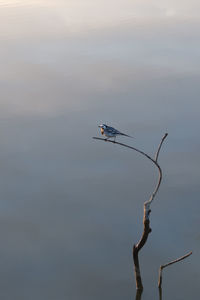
[98,124,107,129]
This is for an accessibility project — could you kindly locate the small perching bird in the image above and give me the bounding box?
[98,124,133,140]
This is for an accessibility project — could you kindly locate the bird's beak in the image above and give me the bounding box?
[98,125,101,128]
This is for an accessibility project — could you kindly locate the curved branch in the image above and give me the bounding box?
[93,133,168,290]
[147,133,168,205]
[93,137,159,168]
[93,135,167,205]
[155,133,168,162]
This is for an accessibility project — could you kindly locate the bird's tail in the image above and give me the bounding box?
[120,133,133,138]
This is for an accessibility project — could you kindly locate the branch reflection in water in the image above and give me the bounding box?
[134,287,162,300]
[135,289,143,300]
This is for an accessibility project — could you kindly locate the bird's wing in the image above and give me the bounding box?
[106,126,133,137]
[106,126,120,134]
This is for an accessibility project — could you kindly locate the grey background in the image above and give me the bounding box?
[0,1,199,299]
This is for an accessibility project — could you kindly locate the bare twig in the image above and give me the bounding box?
[158,251,192,288]
[93,134,168,290]
[147,133,168,206]
[133,131,167,290]
[155,133,168,162]
[93,137,159,167]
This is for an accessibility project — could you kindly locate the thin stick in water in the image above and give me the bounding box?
[158,251,192,288]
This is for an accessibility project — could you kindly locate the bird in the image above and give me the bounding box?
[98,124,133,141]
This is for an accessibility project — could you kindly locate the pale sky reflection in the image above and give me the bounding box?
[0,1,200,300]
[1,0,200,38]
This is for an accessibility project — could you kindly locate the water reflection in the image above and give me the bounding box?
[134,288,161,300]
[158,287,162,300]
[0,1,200,300]
[135,289,143,300]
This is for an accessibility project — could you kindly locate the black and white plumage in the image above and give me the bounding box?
[98,124,132,140]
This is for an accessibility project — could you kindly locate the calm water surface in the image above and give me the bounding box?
[0,1,200,299]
